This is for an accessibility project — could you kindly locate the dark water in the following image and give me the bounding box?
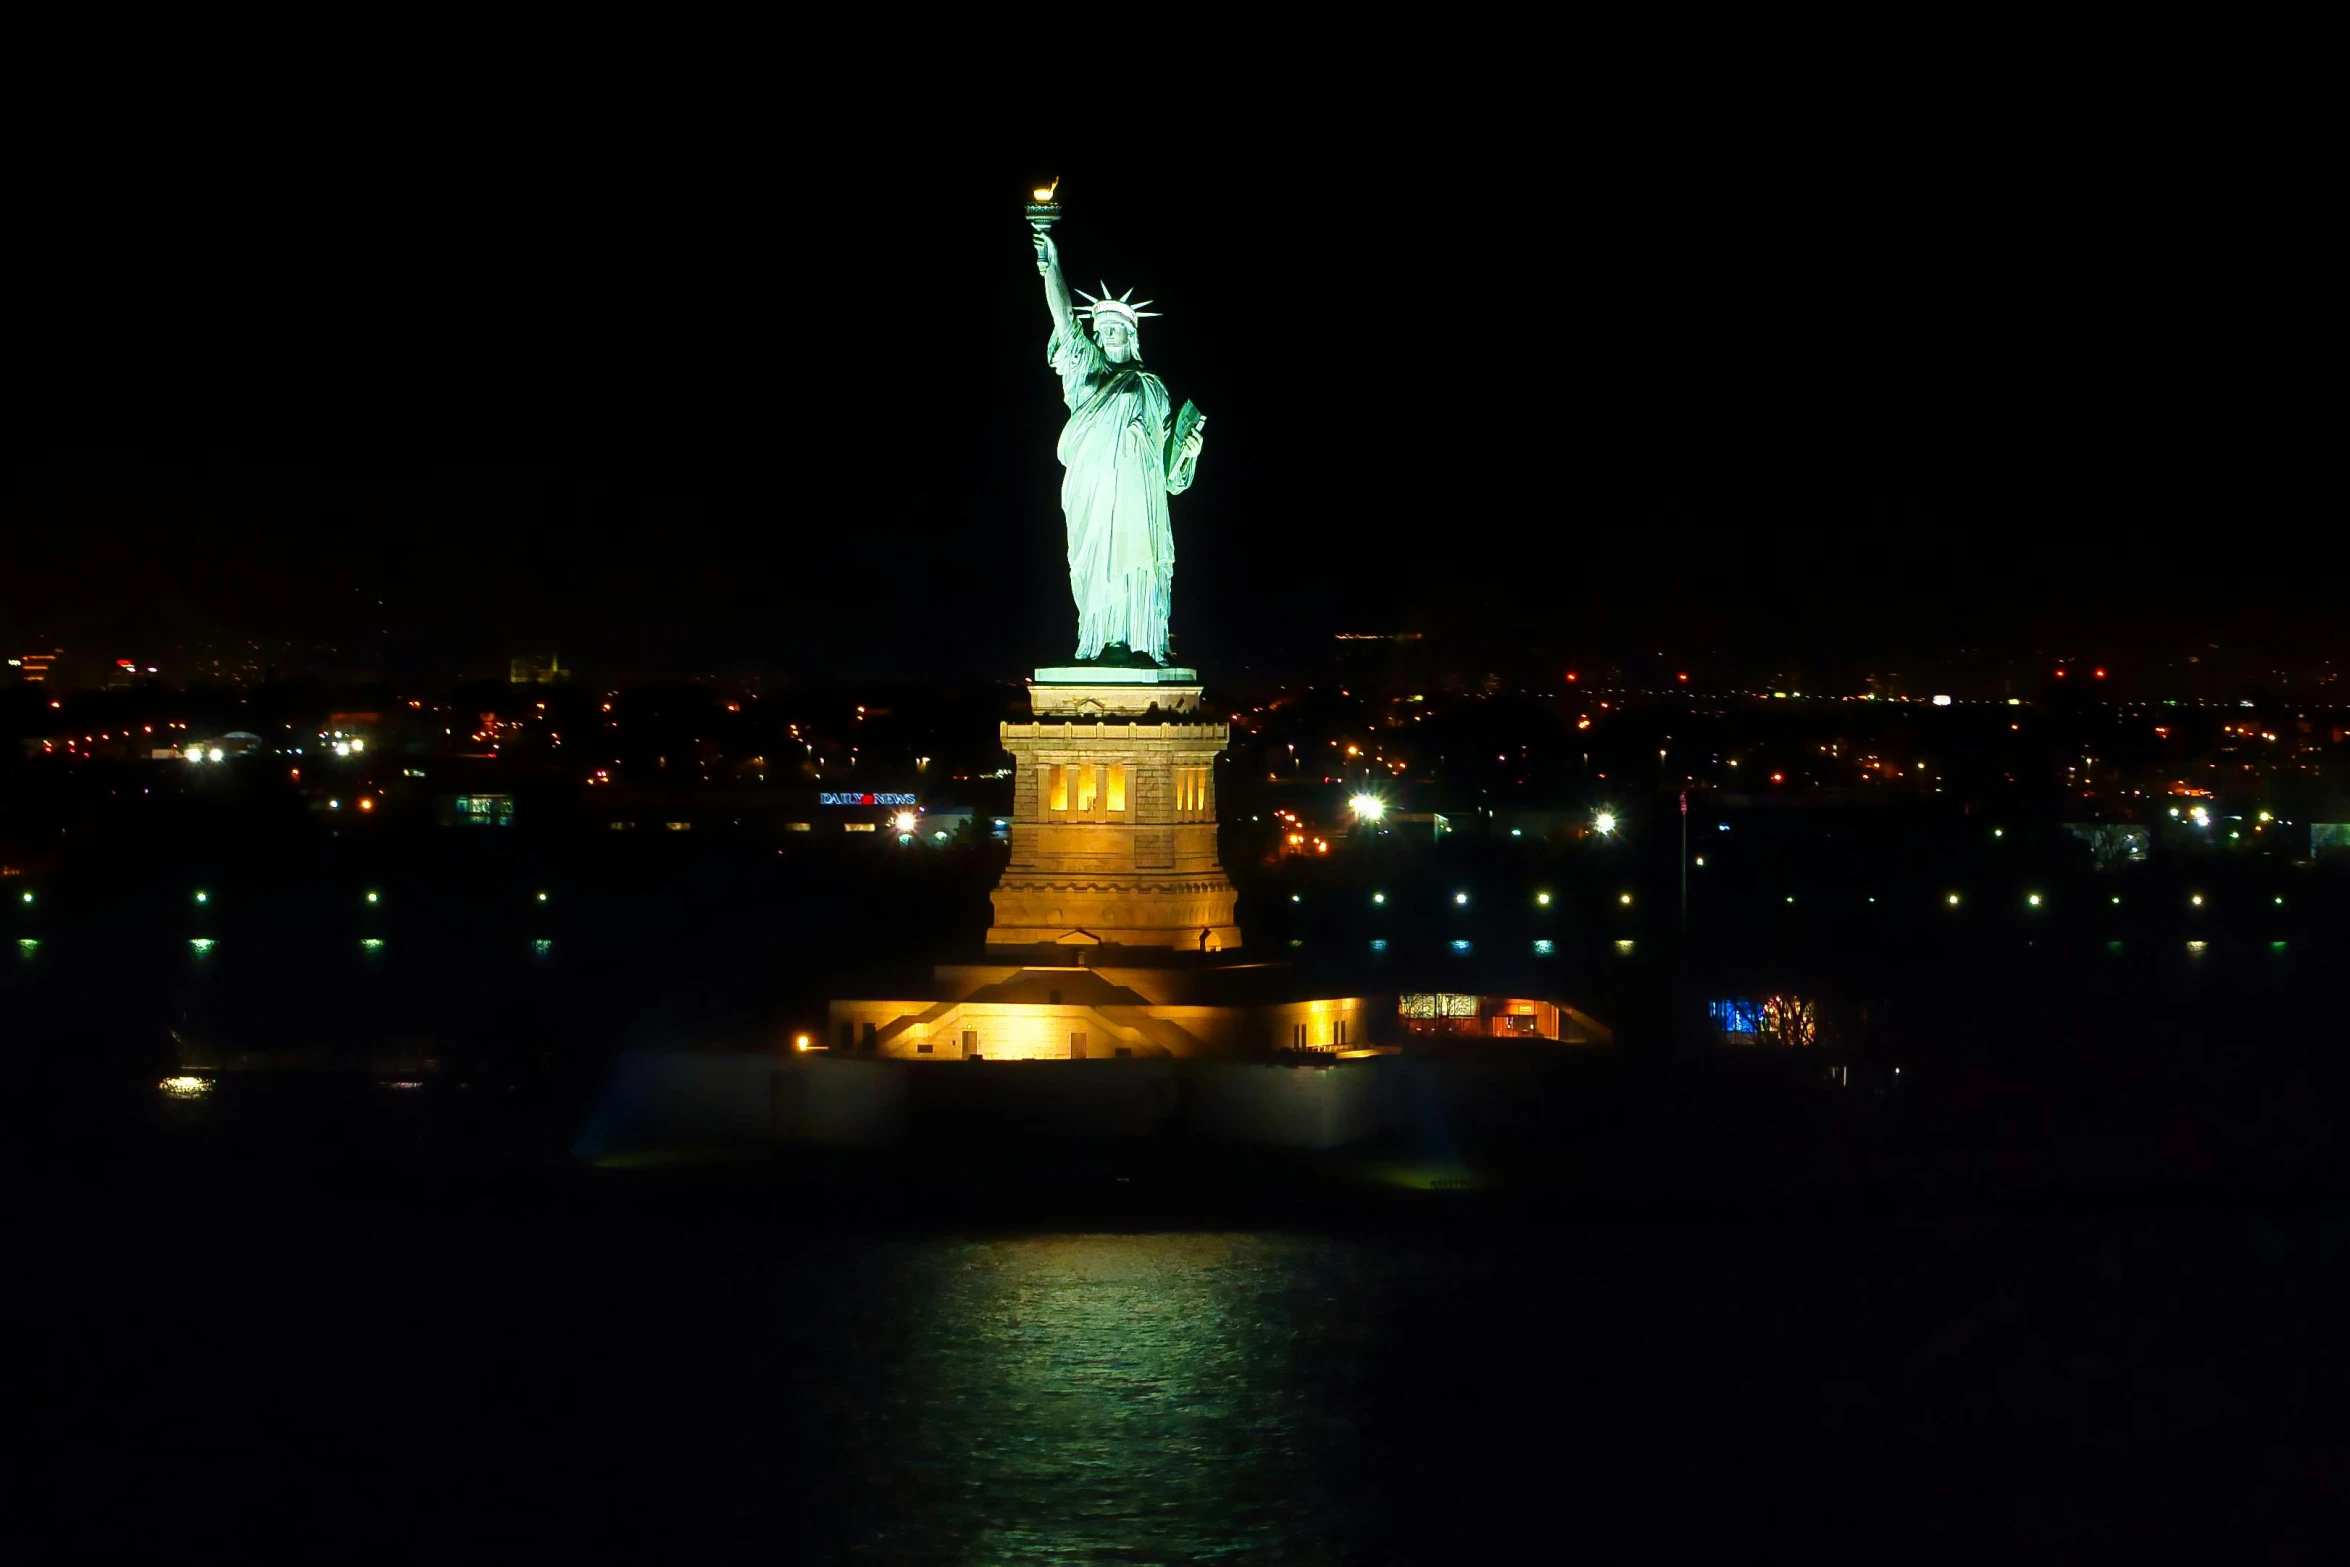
[33,1172,2350,1562]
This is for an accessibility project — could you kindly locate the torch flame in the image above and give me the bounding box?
[1032,176,1059,201]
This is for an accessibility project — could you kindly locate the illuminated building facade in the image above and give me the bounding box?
[508,654,568,686]
[988,671,1240,949]
[1399,993,1611,1043]
[12,649,62,684]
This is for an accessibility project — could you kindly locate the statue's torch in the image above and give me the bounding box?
[1025,176,1061,234]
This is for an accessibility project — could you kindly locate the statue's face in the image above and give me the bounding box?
[1095,316,1134,362]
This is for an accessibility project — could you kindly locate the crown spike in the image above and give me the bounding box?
[1071,283,1163,328]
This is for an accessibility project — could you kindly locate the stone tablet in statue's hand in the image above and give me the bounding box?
[1179,415,1206,461]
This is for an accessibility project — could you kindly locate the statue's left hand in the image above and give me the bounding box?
[1179,415,1206,461]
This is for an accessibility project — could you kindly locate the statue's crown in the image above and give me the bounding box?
[1073,282,1159,328]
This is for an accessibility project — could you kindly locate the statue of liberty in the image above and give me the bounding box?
[1032,225,1205,667]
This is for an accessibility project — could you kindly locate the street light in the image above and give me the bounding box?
[1349,793,1385,823]
[1593,810,1618,836]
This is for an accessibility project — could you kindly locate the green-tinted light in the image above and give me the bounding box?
[1372,891,1385,904]
[2026,893,2042,908]
[360,937,385,951]
[18,891,30,905]
[2274,896,2284,906]
[16,937,36,952]
[1536,891,1551,906]
[533,938,553,956]
[536,890,549,903]
[190,938,215,954]
[2270,940,2288,952]
[365,891,380,904]
[194,890,208,904]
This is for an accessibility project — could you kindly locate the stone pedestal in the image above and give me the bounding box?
[1027,665,1203,717]
[987,669,1242,950]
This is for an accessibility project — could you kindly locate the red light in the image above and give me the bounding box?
[2054,669,2067,678]
[2093,668,2106,679]
[1770,772,1785,783]
[1676,672,1689,682]
[1565,671,1578,682]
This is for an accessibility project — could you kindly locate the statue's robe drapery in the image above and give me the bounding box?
[1049,325,1176,662]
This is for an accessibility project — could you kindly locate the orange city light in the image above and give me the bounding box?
[356,796,375,812]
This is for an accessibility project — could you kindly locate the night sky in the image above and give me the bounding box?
[3,56,2330,681]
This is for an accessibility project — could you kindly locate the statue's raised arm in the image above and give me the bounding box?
[1033,230,1079,344]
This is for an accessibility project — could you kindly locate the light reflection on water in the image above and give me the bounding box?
[849,1233,1369,1563]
